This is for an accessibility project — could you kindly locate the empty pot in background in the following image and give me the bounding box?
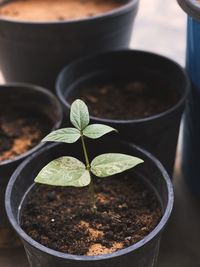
[56,50,190,175]
[0,83,63,248]
[0,0,139,91]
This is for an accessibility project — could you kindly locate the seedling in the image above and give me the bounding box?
[35,99,143,213]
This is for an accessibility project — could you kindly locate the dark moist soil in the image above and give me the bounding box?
[72,80,179,120]
[0,111,51,162]
[21,175,162,256]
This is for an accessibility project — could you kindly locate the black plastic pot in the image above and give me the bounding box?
[0,83,63,247]
[5,139,173,267]
[0,0,139,91]
[56,50,190,175]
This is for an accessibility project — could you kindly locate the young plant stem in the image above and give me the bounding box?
[80,133,97,213]
[88,173,97,214]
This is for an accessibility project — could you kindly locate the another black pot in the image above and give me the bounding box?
[56,50,190,175]
[5,139,173,267]
[0,0,139,91]
[0,83,63,247]
[177,0,200,195]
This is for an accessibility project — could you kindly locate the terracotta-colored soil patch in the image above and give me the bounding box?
[0,0,123,22]
[87,242,123,256]
[0,111,51,162]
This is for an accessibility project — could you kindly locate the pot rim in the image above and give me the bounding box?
[0,0,138,25]
[56,49,190,125]
[0,82,63,167]
[177,0,200,21]
[5,141,174,261]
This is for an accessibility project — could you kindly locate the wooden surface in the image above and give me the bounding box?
[0,247,28,267]
[157,167,200,267]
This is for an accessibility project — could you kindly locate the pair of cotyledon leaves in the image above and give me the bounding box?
[35,100,143,187]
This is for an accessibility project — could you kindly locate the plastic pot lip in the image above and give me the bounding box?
[0,82,63,167]
[177,0,200,21]
[56,49,190,125]
[0,0,138,25]
[5,141,174,261]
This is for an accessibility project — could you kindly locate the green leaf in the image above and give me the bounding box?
[35,156,91,187]
[70,99,90,130]
[91,153,143,178]
[42,128,81,144]
[83,124,117,139]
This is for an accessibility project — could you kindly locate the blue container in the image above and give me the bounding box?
[178,0,200,194]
